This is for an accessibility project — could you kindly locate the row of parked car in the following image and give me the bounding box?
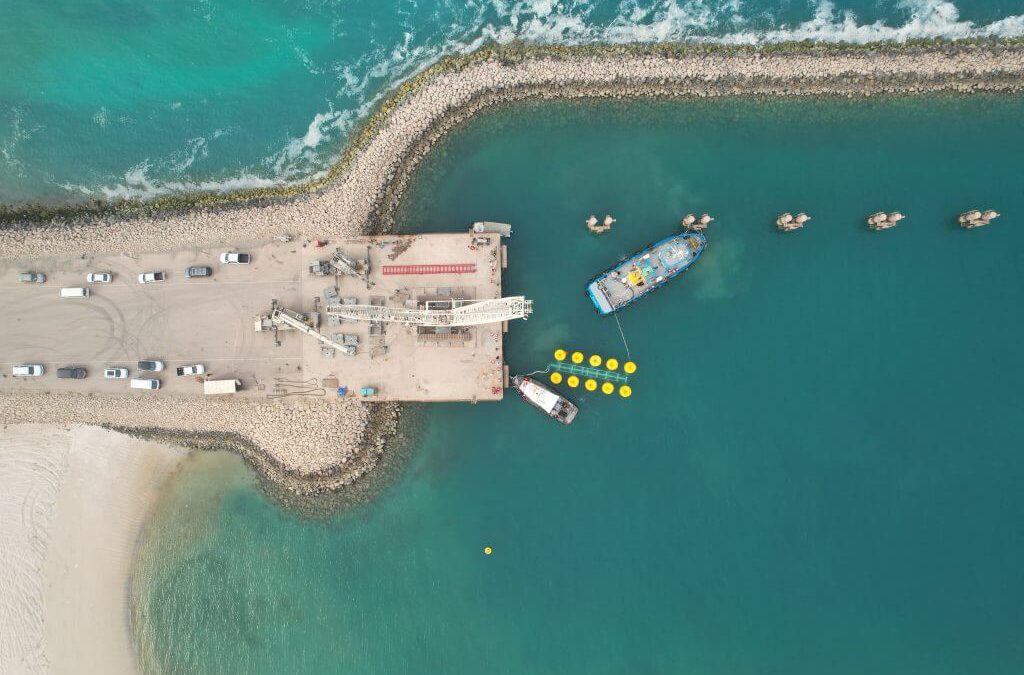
[139,253,252,284]
[11,360,206,390]
[18,251,253,288]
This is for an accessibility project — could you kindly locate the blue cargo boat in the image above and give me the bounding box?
[586,230,707,315]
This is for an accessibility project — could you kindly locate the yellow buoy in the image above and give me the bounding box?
[585,378,597,391]
[619,385,632,398]
[567,375,580,388]
[550,372,563,385]
[589,354,602,367]
[484,546,493,555]
[623,361,637,374]
[601,382,615,395]
[554,348,567,361]
[606,358,619,371]
[571,351,584,364]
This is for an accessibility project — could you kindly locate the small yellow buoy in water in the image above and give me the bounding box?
[554,348,567,361]
[567,375,580,388]
[484,546,492,556]
[571,351,584,364]
[619,385,632,398]
[623,361,637,374]
[605,358,619,371]
[589,354,602,367]
[550,372,563,385]
[585,378,597,391]
[601,382,615,395]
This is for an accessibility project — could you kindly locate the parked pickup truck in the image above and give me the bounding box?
[176,364,206,376]
[18,272,46,283]
[138,271,166,284]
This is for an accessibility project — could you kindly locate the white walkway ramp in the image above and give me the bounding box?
[326,297,533,327]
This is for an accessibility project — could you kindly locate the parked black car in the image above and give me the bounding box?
[185,266,212,278]
[56,367,87,379]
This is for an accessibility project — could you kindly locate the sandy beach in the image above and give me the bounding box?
[0,424,185,675]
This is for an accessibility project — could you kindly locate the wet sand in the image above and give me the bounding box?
[0,424,185,675]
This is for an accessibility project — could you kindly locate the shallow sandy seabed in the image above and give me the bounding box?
[0,424,185,675]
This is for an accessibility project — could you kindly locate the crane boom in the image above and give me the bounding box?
[326,296,532,327]
[270,308,348,351]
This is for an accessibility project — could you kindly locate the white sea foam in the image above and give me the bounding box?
[0,107,42,176]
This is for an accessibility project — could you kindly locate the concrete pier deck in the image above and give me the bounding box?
[0,230,507,403]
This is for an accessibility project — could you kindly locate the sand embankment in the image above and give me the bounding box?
[0,424,185,675]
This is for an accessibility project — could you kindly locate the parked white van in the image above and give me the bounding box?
[130,378,160,390]
[12,364,44,377]
[60,287,90,298]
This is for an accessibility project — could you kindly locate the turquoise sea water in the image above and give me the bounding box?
[134,96,1024,674]
[4,0,1024,204]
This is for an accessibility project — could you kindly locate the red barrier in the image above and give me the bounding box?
[382,264,476,275]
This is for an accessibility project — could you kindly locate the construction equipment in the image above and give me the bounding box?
[326,296,532,327]
[329,249,366,279]
[270,306,349,352]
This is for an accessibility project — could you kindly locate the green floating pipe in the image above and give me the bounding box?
[549,362,629,383]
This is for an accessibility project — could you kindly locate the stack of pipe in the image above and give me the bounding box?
[958,209,1000,229]
[684,213,714,231]
[776,212,811,232]
[586,214,614,234]
[867,211,905,231]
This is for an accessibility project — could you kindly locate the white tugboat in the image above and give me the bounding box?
[511,375,579,425]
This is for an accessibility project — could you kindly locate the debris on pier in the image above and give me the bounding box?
[683,213,714,231]
[586,214,615,234]
[959,209,1000,229]
[867,211,905,231]
[776,212,811,232]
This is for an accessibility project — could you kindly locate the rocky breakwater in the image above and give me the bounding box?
[0,391,400,498]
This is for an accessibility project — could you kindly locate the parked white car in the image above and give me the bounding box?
[176,364,206,376]
[138,272,166,284]
[104,367,129,379]
[12,364,44,377]
[219,252,251,265]
[87,272,113,283]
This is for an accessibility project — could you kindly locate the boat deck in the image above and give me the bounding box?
[587,232,705,314]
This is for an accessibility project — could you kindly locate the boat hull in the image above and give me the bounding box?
[511,376,578,425]
[586,231,706,315]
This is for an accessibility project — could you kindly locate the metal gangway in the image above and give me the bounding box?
[270,307,348,351]
[326,296,533,327]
